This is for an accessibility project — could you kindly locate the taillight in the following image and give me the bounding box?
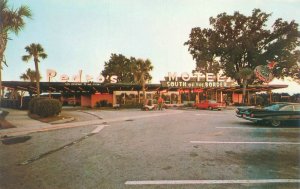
[250,114,254,118]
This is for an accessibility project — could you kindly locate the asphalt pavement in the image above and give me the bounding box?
[0,107,299,189]
[0,107,184,136]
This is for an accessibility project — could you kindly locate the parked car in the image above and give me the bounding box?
[236,103,300,127]
[236,102,289,118]
[194,100,226,110]
[236,106,256,118]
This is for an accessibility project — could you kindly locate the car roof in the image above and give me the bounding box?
[271,102,300,105]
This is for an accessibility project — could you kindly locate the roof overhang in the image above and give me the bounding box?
[1,81,288,94]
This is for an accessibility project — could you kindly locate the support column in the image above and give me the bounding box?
[123,93,126,105]
[178,91,182,104]
[247,91,250,105]
[113,91,117,105]
[220,90,223,103]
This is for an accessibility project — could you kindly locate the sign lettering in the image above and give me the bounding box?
[161,72,232,88]
[46,69,118,83]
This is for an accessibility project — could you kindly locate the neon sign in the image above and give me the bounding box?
[46,69,118,83]
[161,72,230,88]
[167,72,227,82]
[254,61,277,83]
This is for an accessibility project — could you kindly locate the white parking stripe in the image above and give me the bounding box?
[195,114,226,116]
[91,125,108,134]
[216,127,300,130]
[125,179,300,185]
[190,141,300,145]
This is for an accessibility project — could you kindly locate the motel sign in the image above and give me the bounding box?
[161,72,231,88]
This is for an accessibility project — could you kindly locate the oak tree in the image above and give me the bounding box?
[185,9,300,84]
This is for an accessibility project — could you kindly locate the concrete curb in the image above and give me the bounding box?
[49,117,75,124]
[0,110,183,137]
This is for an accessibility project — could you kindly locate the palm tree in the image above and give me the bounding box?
[22,43,47,97]
[20,68,40,82]
[131,58,153,104]
[19,68,40,108]
[236,68,253,104]
[0,0,31,100]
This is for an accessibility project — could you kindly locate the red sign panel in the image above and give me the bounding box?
[193,89,203,93]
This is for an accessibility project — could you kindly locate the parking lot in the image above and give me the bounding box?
[0,108,299,188]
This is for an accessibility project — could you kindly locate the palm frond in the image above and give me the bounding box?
[22,55,31,62]
[18,5,32,18]
[0,0,7,12]
[20,73,29,81]
[9,5,31,34]
[25,45,34,54]
[39,52,48,59]
[30,43,36,51]
[2,56,8,67]
[36,44,44,52]
[19,68,40,82]
[22,43,47,66]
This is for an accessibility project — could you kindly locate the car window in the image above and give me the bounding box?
[294,105,300,111]
[279,105,294,111]
[264,104,281,111]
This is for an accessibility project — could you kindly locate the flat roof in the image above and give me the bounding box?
[2,81,288,94]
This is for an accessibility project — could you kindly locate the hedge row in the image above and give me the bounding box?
[28,97,62,117]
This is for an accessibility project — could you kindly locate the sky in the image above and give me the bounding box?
[4,0,300,94]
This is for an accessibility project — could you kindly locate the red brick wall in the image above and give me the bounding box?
[81,95,91,107]
[232,93,243,103]
[91,94,113,108]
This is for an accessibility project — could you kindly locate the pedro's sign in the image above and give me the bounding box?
[46,69,118,83]
[161,72,230,88]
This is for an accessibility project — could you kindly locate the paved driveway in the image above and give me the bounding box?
[0,108,299,189]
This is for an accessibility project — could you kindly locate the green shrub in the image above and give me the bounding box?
[184,102,194,107]
[28,97,62,117]
[28,97,45,114]
[256,96,265,106]
[96,100,111,107]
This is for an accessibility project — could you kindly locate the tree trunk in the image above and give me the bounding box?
[0,59,2,104]
[242,80,247,104]
[142,84,146,105]
[0,33,8,104]
[141,76,147,105]
[34,58,40,97]
[20,94,23,109]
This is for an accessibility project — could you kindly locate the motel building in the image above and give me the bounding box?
[1,71,288,109]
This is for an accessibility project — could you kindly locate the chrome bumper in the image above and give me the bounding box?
[243,116,263,122]
[236,114,263,122]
